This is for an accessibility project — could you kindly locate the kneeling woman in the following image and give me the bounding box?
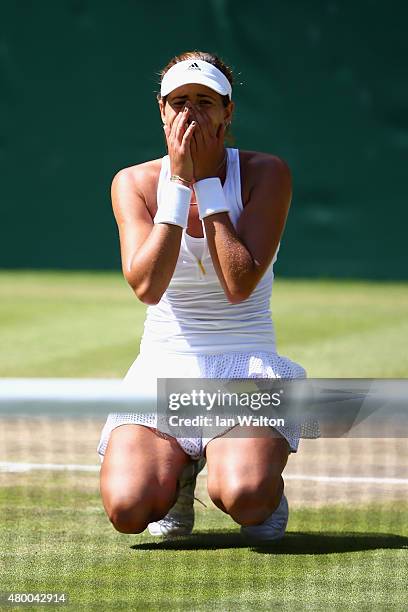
[97,50,315,542]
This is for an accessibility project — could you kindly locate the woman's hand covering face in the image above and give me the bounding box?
[187,102,226,181]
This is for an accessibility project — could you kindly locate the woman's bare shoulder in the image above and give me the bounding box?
[111,159,163,219]
[238,150,291,206]
[112,158,162,189]
[239,149,291,173]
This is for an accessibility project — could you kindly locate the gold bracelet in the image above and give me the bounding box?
[170,174,193,187]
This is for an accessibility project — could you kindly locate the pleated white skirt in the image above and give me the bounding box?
[97,349,319,460]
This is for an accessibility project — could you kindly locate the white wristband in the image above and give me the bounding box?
[193,177,230,220]
[154,180,192,229]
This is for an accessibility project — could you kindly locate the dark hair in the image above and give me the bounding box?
[157,50,235,143]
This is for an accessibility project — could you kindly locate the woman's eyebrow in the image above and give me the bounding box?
[170,93,216,103]
[197,93,216,100]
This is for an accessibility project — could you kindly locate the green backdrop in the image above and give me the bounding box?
[1,1,406,278]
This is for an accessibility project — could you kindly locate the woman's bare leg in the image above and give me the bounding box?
[100,424,190,533]
[205,426,290,526]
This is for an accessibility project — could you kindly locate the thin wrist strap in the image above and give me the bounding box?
[170,174,193,187]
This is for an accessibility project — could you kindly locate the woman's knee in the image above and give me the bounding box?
[107,494,150,534]
[99,424,187,534]
[104,486,177,534]
[208,474,283,527]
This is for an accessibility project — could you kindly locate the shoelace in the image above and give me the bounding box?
[194,495,207,508]
[158,516,184,529]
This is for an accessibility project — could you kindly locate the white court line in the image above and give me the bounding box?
[284,474,408,485]
[0,461,407,485]
[0,462,99,473]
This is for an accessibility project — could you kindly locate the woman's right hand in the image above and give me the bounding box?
[164,107,197,183]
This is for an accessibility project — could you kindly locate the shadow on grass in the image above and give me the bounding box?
[132,531,408,554]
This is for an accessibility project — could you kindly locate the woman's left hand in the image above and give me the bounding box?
[188,103,226,181]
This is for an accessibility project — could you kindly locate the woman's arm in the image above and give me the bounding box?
[112,167,183,305]
[112,108,196,304]
[203,155,292,303]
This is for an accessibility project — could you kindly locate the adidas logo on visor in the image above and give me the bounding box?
[187,62,201,71]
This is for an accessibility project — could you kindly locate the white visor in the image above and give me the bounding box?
[160,59,232,100]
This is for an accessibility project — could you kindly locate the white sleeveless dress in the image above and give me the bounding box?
[97,148,319,459]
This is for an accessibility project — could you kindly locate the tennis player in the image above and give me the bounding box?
[97,51,317,542]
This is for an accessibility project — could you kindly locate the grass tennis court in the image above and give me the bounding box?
[1,271,407,610]
[1,470,407,610]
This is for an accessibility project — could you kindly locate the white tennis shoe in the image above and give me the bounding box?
[148,457,205,537]
[241,492,289,543]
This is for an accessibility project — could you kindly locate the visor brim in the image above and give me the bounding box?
[161,75,231,99]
